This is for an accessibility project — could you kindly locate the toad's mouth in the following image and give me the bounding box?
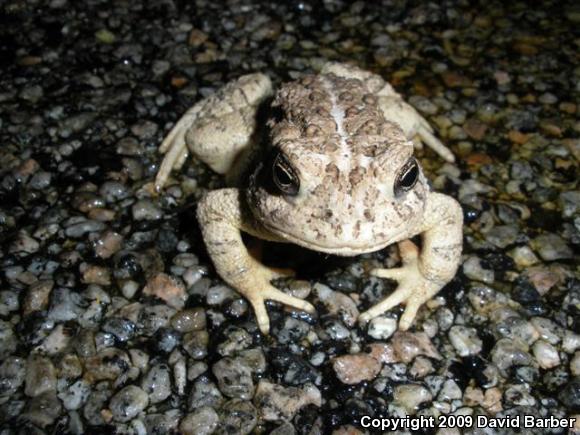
[261,220,408,257]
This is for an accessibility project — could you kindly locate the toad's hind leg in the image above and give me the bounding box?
[155,73,273,190]
[376,96,455,163]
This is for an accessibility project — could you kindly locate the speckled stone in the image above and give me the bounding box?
[212,357,254,400]
[217,399,257,435]
[448,326,482,357]
[393,384,433,414]
[532,340,560,369]
[254,380,321,421]
[179,406,219,435]
[141,363,172,404]
[531,233,574,261]
[332,353,382,385]
[558,378,580,412]
[24,355,56,397]
[109,385,149,422]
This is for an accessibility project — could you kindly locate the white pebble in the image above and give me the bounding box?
[438,379,462,401]
[367,316,397,340]
[448,326,482,357]
[109,385,149,422]
[462,256,494,284]
[532,340,560,369]
[508,245,539,267]
[563,331,580,353]
[393,384,433,414]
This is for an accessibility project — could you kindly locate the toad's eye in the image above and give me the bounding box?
[272,152,300,196]
[394,158,419,196]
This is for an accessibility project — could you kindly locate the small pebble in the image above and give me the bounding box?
[58,380,91,411]
[24,355,56,397]
[490,338,533,372]
[332,353,382,385]
[559,191,580,218]
[367,316,397,340]
[143,273,187,309]
[171,308,207,332]
[212,357,254,399]
[448,326,482,357]
[393,384,433,414]
[151,327,182,353]
[23,392,62,428]
[486,225,520,249]
[254,381,321,421]
[94,231,124,259]
[532,340,560,369]
[141,364,172,404]
[558,378,580,412]
[179,407,219,435]
[218,399,257,435]
[531,233,574,261]
[313,283,359,327]
[509,245,540,267]
[132,199,163,221]
[109,385,149,422]
[438,379,462,401]
[571,352,580,376]
[391,331,441,363]
[0,357,26,398]
[23,280,54,315]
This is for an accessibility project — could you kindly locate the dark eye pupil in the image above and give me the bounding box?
[401,164,418,188]
[274,164,293,187]
[395,158,419,196]
[272,152,299,195]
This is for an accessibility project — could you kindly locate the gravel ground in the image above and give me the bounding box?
[0,0,579,434]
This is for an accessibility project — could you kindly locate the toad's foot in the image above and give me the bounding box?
[240,248,311,335]
[359,240,442,330]
[413,114,455,163]
[245,275,316,335]
[155,107,199,191]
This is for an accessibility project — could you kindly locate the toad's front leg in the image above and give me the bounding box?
[197,188,316,334]
[359,193,463,330]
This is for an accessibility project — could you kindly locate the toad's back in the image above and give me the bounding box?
[268,73,410,163]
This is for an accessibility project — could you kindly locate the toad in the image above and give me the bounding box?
[155,62,463,334]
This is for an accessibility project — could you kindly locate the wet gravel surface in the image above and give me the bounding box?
[0,0,579,434]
